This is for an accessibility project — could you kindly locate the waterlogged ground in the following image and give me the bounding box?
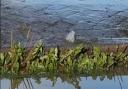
[1,0,128,47]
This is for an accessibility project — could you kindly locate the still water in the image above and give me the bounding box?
[1,75,128,89]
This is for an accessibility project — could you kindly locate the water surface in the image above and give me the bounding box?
[1,0,128,47]
[1,75,128,89]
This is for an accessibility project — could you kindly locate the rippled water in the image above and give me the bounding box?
[1,0,128,89]
[2,0,128,47]
[18,0,128,5]
[5,0,128,10]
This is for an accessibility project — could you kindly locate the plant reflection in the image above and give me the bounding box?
[2,67,128,89]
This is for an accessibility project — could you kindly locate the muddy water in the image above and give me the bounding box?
[1,0,128,47]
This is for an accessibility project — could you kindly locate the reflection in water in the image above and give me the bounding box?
[1,72,128,89]
[1,0,128,89]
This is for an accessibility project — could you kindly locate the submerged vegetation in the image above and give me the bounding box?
[0,41,128,76]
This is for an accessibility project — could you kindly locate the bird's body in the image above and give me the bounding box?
[65,31,75,43]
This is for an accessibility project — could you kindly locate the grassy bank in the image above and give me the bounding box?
[0,41,128,75]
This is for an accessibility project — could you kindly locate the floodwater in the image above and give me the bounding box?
[1,0,128,47]
[1,75,128,89]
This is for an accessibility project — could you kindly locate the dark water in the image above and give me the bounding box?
[1,75,128,89]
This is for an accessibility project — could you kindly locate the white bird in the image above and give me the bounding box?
[65,31,76,43]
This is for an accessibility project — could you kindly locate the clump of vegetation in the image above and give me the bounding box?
[0,41,128,75]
